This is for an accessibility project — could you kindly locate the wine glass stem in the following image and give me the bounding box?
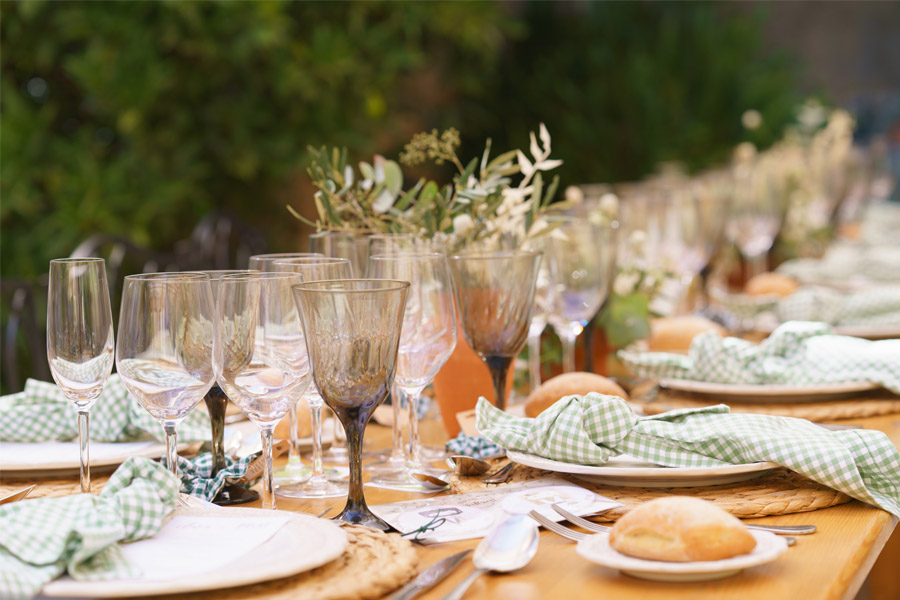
[486,355,513,411]
[203,386,228,477]
[405,386,426,467]
[527,327,542,393]
[345,419,366,513]
[560,331,576,373]
[308,399,325,478]
[164,422,179,479]
[747,253,767,280]
[287,400,301,466]
[259,426,276,509]
[390,388,405,460]
[77,410,91,493]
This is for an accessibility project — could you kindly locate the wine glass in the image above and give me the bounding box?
[546,221,611,373]
[272,257,352,498]
[293,279,409,529]
[448,250,541,411]
[47,257,114,493]
[725,164,781,279]
[308,231,370,277]
[368,233,416,256]
[191,270,261,505]
[522,239,557,393]
[368,253,457,487]
[214,272,310,509]
[116,273,215,480]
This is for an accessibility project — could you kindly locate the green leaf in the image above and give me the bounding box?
[597,293,652,348]
[486,149,518,170]
[542,174,560,206]
[383,160,403,194]
[394,178,424,211]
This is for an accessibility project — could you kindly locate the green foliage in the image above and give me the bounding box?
[597,293,652,349]
[1,1,799,279]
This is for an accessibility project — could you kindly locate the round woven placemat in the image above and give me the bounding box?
[449,460,851,520]
[635,393,900,421]
[143,525,418,600]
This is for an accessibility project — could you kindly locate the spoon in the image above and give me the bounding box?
[448,455,493,476]
[412,472,450,490]
[442,514,539,600]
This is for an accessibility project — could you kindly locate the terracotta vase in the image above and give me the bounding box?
[433,327,514,437]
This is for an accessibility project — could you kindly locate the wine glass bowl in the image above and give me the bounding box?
[448,250,541,410]
[293,279,409,529]
[47,257,115,492]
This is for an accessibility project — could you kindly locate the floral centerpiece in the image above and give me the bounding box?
[289,124,567,252]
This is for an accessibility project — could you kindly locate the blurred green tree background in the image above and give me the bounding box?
[1,1,797,278]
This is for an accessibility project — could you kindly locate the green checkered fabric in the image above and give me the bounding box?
[163,452,255,502]
[0,457,179,600]
[445,432,502,460]
[0,375,210,444]
[475,394,900,518]
[777,243,900,284]
[619,321,900,394]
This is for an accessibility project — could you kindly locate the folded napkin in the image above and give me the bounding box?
[164,452,255,502]
[0,375,210,444]
[777,241,900,284]
[445,432,503,460]
[475,394,900,518]
[619,321,900,394]
[777,285,900,327]
[0,457,179,600]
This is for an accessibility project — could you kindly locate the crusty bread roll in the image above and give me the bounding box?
[610,497,756,562]
[274,397,313,440]
[646,316,726,353]
[525,372,627,417]
[745,272,799,298]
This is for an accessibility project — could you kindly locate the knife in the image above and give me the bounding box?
[386,549,472,600]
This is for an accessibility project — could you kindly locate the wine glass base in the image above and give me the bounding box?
[211,485,259,506]
[335,506,392,531]
[419,445,451,462]
[322,448,349,464]
[277,477,348,499]
[364,455,408,474]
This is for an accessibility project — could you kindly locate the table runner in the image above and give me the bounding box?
[475,394,900,518]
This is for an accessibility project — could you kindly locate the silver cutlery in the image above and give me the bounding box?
[412,471,451,490]
[447,455,493,477]
[0,484,35,505]
[316,507,333,518]
[481,462,515,484]
[386,550,471,600]
[442,515,539,600]
[552,503,815,536]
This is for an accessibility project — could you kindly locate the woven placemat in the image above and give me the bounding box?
[635,391,900,421]
[143,525,418,600]
[449,460,851,520]
[0,475,112,499]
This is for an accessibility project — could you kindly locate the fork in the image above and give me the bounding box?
[552,503,815,536]
[481,462,515,484]
[527,510,589,541]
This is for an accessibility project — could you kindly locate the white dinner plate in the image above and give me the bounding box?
[753,321,900,341]
[42,506,348,597]
[658,378,881,403]
[506,450,779,488]
[576,530,787,582]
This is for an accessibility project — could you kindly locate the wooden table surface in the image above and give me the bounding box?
[3,410,897,600]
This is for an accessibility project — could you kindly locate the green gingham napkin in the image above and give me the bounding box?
[164,452,255,502]
[0,375,210,444]
[0,457,180,600]
[445,432,503,460]
[776,285,900,327]
[475,394,900,518]
[619,321,900,393]
[777,243,900,284]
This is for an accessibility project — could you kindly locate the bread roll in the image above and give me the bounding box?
[745,272,799,297]
[525,372,627,417]
[274,397,313,440]
[646,316,726,353]
[610,496,756,562]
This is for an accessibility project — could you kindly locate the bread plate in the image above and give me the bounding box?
[576,530,787,582]
[658,379,880,403]
[42,506,348,597]
[506,450,778,488]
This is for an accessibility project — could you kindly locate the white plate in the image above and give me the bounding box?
[42,506,348,597]
[507,451,778,488]
[0,440,195,477]
[659,378,880,402]
[576,530,787,582]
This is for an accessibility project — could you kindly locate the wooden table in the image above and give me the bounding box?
[4,412,897,600]
[271,412,899,600]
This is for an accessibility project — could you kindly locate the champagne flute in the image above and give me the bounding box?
[293,279,409,529]
[368,253,457,487]
[47,257,114,493]
[546,221,611,372]
[192,270,260,505]
[448,250,541,410]
[215,272,310,509]
[248,252,322,477]
[116,273,215,480]
[272,257,352,498]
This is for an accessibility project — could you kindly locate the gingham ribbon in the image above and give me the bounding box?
[618,321,900,393]
[0,457,179,600]
[444,432,502,460]
[0,375,210,444]
[476,394,900,518]
[161,452,255,502]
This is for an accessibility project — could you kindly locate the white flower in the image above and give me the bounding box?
[453,214,475,236]
[598,193,619,218]
[614,272,640,296]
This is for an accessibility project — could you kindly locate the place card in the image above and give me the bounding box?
[370,477,621,544]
